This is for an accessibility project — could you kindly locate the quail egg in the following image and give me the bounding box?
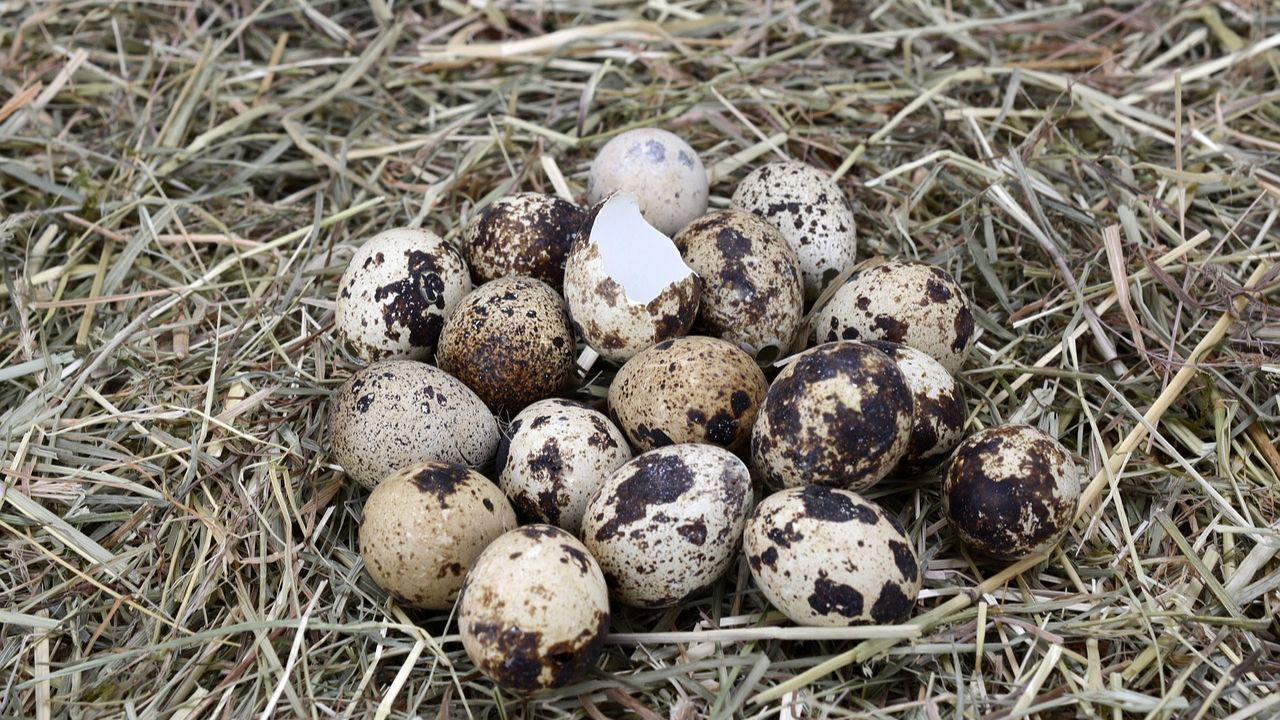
[866,341,966,473]
[609,336,766,453]
[816,260,975,373]
[587,128,708,236]
[582,444,751,608]
[329,360,499,489]
[459,525,609,692]
[336,227,471,362]
[752,341,913,493]
[943,425,1081,561]
[730,162,856,301]
[436,276,575,415]
[359,461,516,609]
[744,486,921,626]
[563,192,700,363]
[673,210,804,360]
[460,193,585,288]
[498,399,632,535]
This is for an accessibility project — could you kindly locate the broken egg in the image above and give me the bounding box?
[563,192,700,364]
[587,128,708,236]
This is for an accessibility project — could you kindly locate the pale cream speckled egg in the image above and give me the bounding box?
[336,228,471,363]
[359,461,516,609]
[498,399,632,535]
[866,341,966,473]
[328,360,499,489]
[581,444,751,608]
[744,486,920,627]
[587,128,708,237]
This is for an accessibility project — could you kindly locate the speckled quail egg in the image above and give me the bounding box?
[744,486,921,626]
[460,193,586,289]
[587,128,708,237]
[582,444,751,608]
[436,277,575,415]
[498,399,632,535]
[943,425,1081,561]
[673,210,804,360]
[359,462,516,609]
[459,525,609,692]
[609,336,766,453]
[563,192,700,364]
[337,227,471,362]
[752,341,913,493]
[329,360,499,489]
[866,341,966,473]
[730,162,856,301]
[816,260,975,373]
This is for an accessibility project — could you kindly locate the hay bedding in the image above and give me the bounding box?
[2,1,1279,717]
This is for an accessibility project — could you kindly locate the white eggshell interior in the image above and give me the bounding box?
[591,192,695,305]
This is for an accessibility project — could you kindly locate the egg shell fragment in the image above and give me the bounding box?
[336,227,471,363]
[745,486,921,626]
[943,425,1081,560]
[866,341,966,473]
[359,462,516,609]
[563,193,700,364]
[461,193,585,289]
[751,341,914,493]
[459,525,610,692]
[498,399,632,535]
[816,260,975,373]
[587,128,708,237]
[609,336,767,453]
[674,209,805,359]
[437,276,575,415]
[730,162,856,301]
[582,444,751,608]
[328,360,499,489]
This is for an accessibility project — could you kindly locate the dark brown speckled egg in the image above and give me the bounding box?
[460,193,585,289]
[866,341,966,473]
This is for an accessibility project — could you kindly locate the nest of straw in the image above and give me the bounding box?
[2,1,1279,717]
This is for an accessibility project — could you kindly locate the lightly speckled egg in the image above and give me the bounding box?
[866,341,966,473]
[744,486,921,626]
[730,162,856,302]
[563,192,700,364]
[943,425,1081,561]
[460,193,586,289]
[436,276,575,415]
[751,341,913,493]
[459,525,610,692]
[498,399,632,535]
[328,360,499,489]
[673,209,804,360]
[336,227,471,363]
[815,260,975,373]
[581,444,751,608]
[608,336,767,453]
[587,128,708,237]
[359,461,516,609]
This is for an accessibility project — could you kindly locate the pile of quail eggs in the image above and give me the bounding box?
[327,127,1083,692]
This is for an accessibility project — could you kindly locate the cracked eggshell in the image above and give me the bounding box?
[751,341,913,493]
[730,162,856,302]
[608,336,767,453]
[498,399,632,535]
[459,525,609,692]
[943,425,1080,561]
[436,276,575,415]
[359,462,516,609]
[563,193,700,364]
[673,210,804,360]
[744,486,921,626]
[337,227,471,362]
[581,444,751,608]
[328,360,499,489]
[815,260,975,373]
[587,128,708,236]
[460,193,586,289]
[866,341,966,473]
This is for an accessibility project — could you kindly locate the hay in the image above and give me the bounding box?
[2,1,1279,717]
